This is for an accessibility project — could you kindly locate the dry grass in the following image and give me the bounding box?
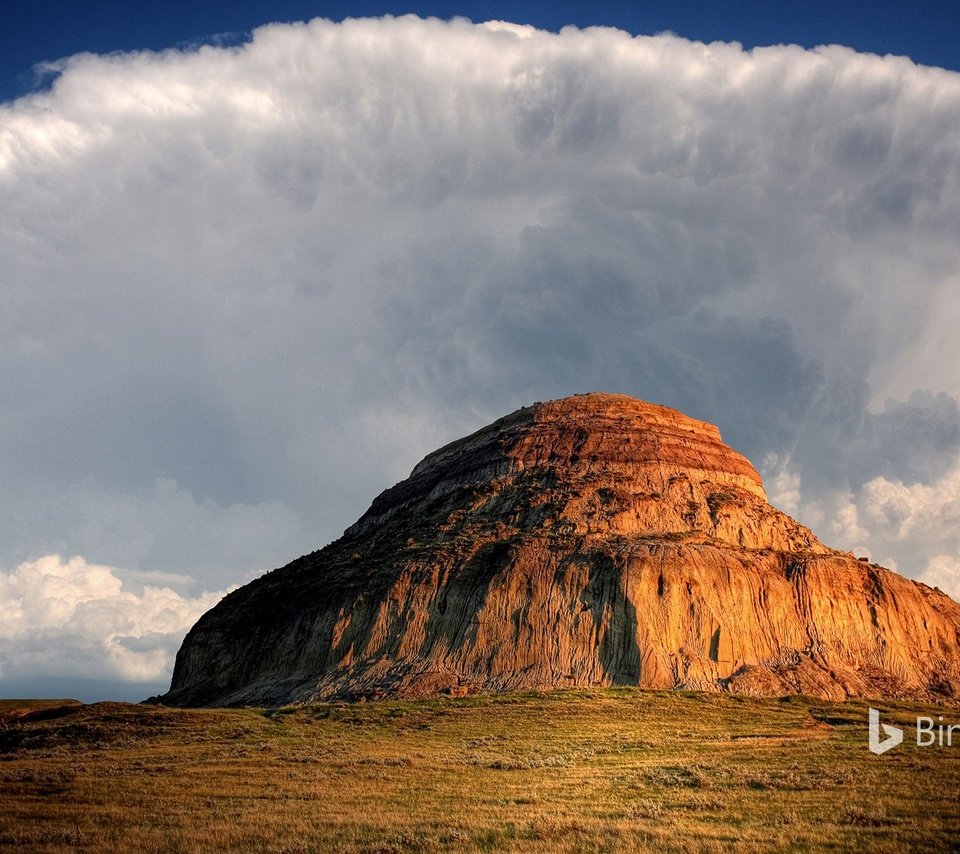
[1,689,959,852]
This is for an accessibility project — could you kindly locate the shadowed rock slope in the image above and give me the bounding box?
[162,393,960,706]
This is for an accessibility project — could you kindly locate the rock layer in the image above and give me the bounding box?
[162,393,960,706]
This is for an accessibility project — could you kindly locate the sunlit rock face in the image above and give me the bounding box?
[162,393,960,706]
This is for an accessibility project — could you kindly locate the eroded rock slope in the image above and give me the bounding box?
[162,394,960,705]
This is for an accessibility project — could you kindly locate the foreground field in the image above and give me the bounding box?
[1,689,959,852]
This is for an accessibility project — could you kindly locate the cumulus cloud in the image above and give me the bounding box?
[2,16,960,686]
[0,555,231,684]
[773,452,960,600]
[918,555,960,600]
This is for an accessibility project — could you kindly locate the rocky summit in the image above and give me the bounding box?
[162,393,960,706]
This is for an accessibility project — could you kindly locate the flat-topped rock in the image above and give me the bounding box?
[160,393,960,706]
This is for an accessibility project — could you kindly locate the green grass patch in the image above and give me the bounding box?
[1,690,958,851]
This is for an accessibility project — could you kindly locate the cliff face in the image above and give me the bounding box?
[162,393,960,706]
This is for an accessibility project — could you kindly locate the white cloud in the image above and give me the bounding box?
[860,467,960,541]
[762,454,802,517]
[828,501,872,553]
[0,554,231,683]
[783,453,960,600]
[918,554,960,597]
[1,17,960,678]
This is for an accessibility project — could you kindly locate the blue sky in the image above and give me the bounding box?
[2,5,960,701]
[5,1,960,102]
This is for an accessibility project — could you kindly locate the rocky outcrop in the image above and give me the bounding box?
[161,393,960,706]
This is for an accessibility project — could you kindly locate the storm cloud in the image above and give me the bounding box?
[2,16,959,689]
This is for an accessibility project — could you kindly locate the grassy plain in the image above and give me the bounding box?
[1,689,958,852]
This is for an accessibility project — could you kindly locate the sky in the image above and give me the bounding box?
[2,3,960,702]
[5,2,960,103]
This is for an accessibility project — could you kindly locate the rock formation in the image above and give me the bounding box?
[161,393,960,706]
